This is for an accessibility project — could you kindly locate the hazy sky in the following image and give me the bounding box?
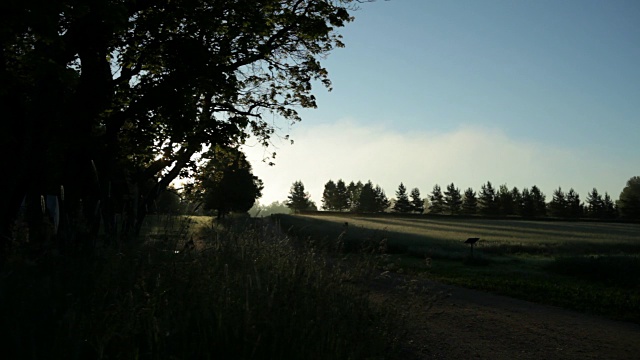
[243,0,640,206]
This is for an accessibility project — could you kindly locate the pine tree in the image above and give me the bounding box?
[586,188,604,218]
[549,187,567,218]
[511,187,522,215]
[520,188,535,217]
[462,187,477,215]
[444,183,462,215]
[321,180,337,210]
[530,185,547,217]
[335,179,350,211]
[357,181,377,213]
[429,184,445,214]
[393,183,412,213]
[410,188,424,214]
[566,188,583,218]
[497,184,515,216]
[478,181,498,216]
[602,192,618,219]
[374,185,390,212]
[286,180,312,213]
[347,181,364,211]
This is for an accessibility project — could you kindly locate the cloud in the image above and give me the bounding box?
[243,118,631,205]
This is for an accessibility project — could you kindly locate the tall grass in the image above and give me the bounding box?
[0,215,402,359]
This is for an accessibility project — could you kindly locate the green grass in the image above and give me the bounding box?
[276,213,640,322]
[0,215,404,359]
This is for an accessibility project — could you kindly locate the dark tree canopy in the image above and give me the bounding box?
[357,181,388,213]
[286,181,313,213]
[1,0,363,248]
[428,185,445,215]
[393,183,412,213]
[478,181,498,216]
[549,187,568,218]
[461,187,477,215]
[334,180,350,211]
[409,188,424,214]
[443,183,462,215]
[322,180,338,210]
[618,176,640,220]
[186,146,263,219]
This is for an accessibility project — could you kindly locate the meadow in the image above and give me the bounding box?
[0,214,405,359]
[275,213,640,322]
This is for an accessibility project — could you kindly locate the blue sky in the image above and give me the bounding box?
[243,0,640,206]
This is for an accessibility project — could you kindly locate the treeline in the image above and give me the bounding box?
[287,176,640,221]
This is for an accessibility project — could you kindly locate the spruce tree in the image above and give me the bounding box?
[497,184,515,216]
[357,181,377,213]
[602,192,618,219]
[462,187,477,215]
[410,188,425,214]
[549,187,567,218]
[321,180,337,210]
[478,181,498,216]
[520,188,535,217]
[530,185,547,217]
[511,187,522,215]
[429,184,445,214]
[286,181,312,213]
[566,188,583,218]
[444,183,462,215]
[374,185,390,212]
[393,183,412,213]
[586,188,604,218]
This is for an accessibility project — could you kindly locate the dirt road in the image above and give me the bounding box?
[370,274,640,360]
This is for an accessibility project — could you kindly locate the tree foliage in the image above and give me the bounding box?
[1,0,362,248]
[443,183,462,215]
[478,181,498,216]
[286,181,313,213]
[462,188,477,215]
[618,176,640,220]
[392,183,411,213]
[186,147,263,219]
[428,185,445,215]
[409,188,424,214]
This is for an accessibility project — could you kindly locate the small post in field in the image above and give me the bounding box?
[464,237,480,258]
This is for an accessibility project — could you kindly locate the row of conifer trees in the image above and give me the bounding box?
[315,179,620,219]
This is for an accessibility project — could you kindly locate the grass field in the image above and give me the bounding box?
[275,213,640,322]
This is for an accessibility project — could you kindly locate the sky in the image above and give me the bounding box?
[242,0,640,206]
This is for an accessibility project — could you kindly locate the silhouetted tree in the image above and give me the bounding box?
[393,183,412,213]
[618,176,640,220]
[429,185,445,215]
[462,188,478,215]
[287,181,313,214]
[1,0,361,249]
[549,187,568,218]
[586,188,604,218]
[566,188,583,218]
[356,181,388,213]
[520,188,535,217]
[511,187,523,216]
[322,180,338,210]
[444,183,462,215]
[410,188,424,214]
[478,181,498,216]
[497,184,515,216]
[530,185,547,217]
[347,181,364,211]
[374,185,391,213]
[602,193,618,219]
[186,147,263,219]
[335,179,350,211]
